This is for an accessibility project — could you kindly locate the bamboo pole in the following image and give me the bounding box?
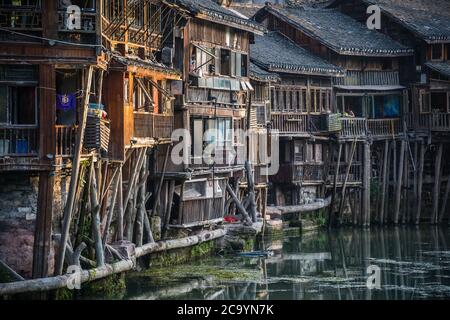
[55,66,94,276]
[394,140,406,224]
[432,143,443,224]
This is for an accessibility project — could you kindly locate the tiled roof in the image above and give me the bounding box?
[250,62,280,82]
[165,0,265,33]
[425,61,450,78]
[251,32,345,76]
[256,4,414,57]
[362,0,450,43]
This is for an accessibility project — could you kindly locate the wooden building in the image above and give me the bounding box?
[0,0,185,280]
[149,0,265,231]
[249,30,345,208]
[253,3,414,225]
[329,0,450,224]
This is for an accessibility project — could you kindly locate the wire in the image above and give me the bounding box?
[0,27,103,48]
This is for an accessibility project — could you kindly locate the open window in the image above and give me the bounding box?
[220,49,231,76]
[0,85,37,126]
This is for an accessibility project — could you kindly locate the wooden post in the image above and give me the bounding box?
[329,142,342,229]
[362,141,371,227]
[415,142,425,225]
[55,66,94,276]
[402,144,409,224]
[394,140,406,224]
[32,171,55,279]
[432,143,443,224]
[151,144,170,216]
[117,167,124,241]
[379,140,389,224]
[226,184,253,225]
[338,139,357,225]
[90,161,105,268]
[162,180,176,239]
[135,152,148,247]
[102,165,121,247]
[123,148,145,214]
[245,161,258,222]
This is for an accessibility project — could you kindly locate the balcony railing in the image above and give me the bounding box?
[0,125,39,156]
[340,117,367,138]
[271,112,308,134]
[56,125,77,157]
[367,118,401,137]
[134,113,173,140]
[328,162,362,184]
[271,162,325,184]
[334,70,400,86]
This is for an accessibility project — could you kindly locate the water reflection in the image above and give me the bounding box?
[124,227,450,300]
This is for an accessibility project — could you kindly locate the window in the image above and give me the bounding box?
[220,49,231,76]
[240,54,248,77]
[431,92,448,112]
[294,141,304,162]
[431,44,444,61]
[0,85,37,125]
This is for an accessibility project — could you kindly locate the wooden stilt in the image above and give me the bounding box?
[151,144,170,217]
[329,142,342,229]
[394,140,406,224]
[415,142,425,225]
[55,66,94,276]
[379,140,389,224]
[102,165,121,247]
[90,161,105,268]
[162,180,176,239]
[117,167,124,241]
[32,171,55,279]
[338,139,357,225]
[226,184,252,225]
[245,161,258,222]
[432,143,443,224]
[362,141,371,227]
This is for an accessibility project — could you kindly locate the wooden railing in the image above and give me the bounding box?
[328,163,362,184]
[422,113,450,131]
[271,112,308,134]
[0,125,39,156]
[367,118,401,137]
[0,7,42,31]
[340,117,367,138]
[56,125,77,157]
[134,113,173,140]
[292,163,325,183]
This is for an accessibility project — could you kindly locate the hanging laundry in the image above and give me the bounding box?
[56,93,76,111]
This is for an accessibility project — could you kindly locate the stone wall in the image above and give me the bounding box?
[0,173,39,278]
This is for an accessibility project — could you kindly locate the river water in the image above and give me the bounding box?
[123,227,450,300]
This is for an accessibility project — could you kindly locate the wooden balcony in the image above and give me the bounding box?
[272,162,325,185]
[0,7,42,37]
[367,118,402,138]
[0,126,39,157]
[134,113,173,140]
[414,113,450,132]
[328,162,362,185]
[271,112,308,135]
[56,125,77,157]
[339,117,367,138]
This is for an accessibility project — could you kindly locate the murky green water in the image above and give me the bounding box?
[123,227,450,300]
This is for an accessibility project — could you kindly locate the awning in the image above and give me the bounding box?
[240,80,254,91]
[334,85,406,91]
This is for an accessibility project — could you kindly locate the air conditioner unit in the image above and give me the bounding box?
[161,47,174,65]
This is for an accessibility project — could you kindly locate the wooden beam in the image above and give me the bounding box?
[379,140,389,224]
[226,184,253,226]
